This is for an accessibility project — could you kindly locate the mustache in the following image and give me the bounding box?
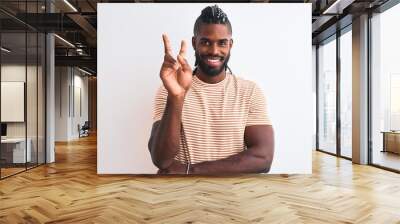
[199,54,225,60]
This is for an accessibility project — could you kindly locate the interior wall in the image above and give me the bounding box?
[55,66,70,141]
[1,64,39,139]
[72,71,89,138]
[55,66,89,141]
[1,63,45,167]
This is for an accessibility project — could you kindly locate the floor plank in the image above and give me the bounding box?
[0,134,400,223]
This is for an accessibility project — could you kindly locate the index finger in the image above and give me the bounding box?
[162,34,173,55]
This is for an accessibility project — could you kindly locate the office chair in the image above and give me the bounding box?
[79,121,90,138]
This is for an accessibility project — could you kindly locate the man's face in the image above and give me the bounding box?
[192,23,233,77]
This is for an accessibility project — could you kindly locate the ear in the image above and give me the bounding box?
[192,36,196,50]
[230,39,233,48]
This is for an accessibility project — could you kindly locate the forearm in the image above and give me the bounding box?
[191,147,272,174]
[150,95,184,169]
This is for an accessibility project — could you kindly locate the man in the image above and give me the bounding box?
[148,5,274,174]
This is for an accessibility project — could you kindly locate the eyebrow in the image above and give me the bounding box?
[199,37,230,42]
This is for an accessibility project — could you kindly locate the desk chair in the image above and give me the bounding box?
[79,121,90,138]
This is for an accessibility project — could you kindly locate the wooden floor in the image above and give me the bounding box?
[1,135,400,223]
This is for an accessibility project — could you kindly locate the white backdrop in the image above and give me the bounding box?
[98,3,312,174]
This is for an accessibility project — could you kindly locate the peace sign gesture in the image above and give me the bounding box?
[160,34,193,98]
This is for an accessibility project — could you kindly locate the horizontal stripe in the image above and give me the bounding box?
[153,73,271,164]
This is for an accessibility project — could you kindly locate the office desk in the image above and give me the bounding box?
[382,131,400,154]
[1,138,31,163]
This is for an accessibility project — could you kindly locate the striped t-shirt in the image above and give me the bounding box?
[153,73,271,164]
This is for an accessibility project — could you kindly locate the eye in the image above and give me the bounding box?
[218,40,229,47]
[200,40,211,46]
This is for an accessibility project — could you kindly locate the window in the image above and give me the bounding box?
[340,29,352,158]
[371,3,400,171]
[318,36,337,155]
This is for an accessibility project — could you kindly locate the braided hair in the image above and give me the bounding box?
[193,5,232,36]
[193,5,232,74]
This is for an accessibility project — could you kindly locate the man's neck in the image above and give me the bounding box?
[196,68,226,84]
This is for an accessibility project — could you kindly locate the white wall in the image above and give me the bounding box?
[1,65,38,138]
[1,65,27,144]
[72,72,89,138]
[1,64,46,163]
[55,67,69,141]
[98,3,313,174]
[55,67,89,141]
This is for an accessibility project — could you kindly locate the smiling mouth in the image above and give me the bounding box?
[203,56,223,67]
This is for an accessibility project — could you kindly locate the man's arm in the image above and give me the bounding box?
[148,34,193,170]
[190,125,274,174]
[148,96,184,169]
[159,125,274,174]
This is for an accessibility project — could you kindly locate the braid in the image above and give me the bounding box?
[193,5,232,36]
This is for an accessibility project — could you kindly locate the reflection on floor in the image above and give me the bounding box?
[373,150,400,170]
[341,147,352,158]
[0,162,42,178]
[0,167,25,178]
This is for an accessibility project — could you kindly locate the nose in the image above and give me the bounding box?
[209,43,219,55]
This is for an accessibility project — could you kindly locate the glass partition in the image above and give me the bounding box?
[1,31,28,177]
[317,36,337,155]
[0,1,46,179]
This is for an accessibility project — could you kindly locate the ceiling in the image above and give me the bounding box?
[0,0,394,75]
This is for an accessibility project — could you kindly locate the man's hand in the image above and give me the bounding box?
[160,34,193,98]
[157,159,188,174]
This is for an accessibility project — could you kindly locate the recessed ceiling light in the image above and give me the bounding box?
[54,34,75,48]
[1,47,11,53]
[63,0,78,12]
[322,0,354,15]
[78,67,93,76]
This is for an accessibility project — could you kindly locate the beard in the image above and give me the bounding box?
[195,51,231,77]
